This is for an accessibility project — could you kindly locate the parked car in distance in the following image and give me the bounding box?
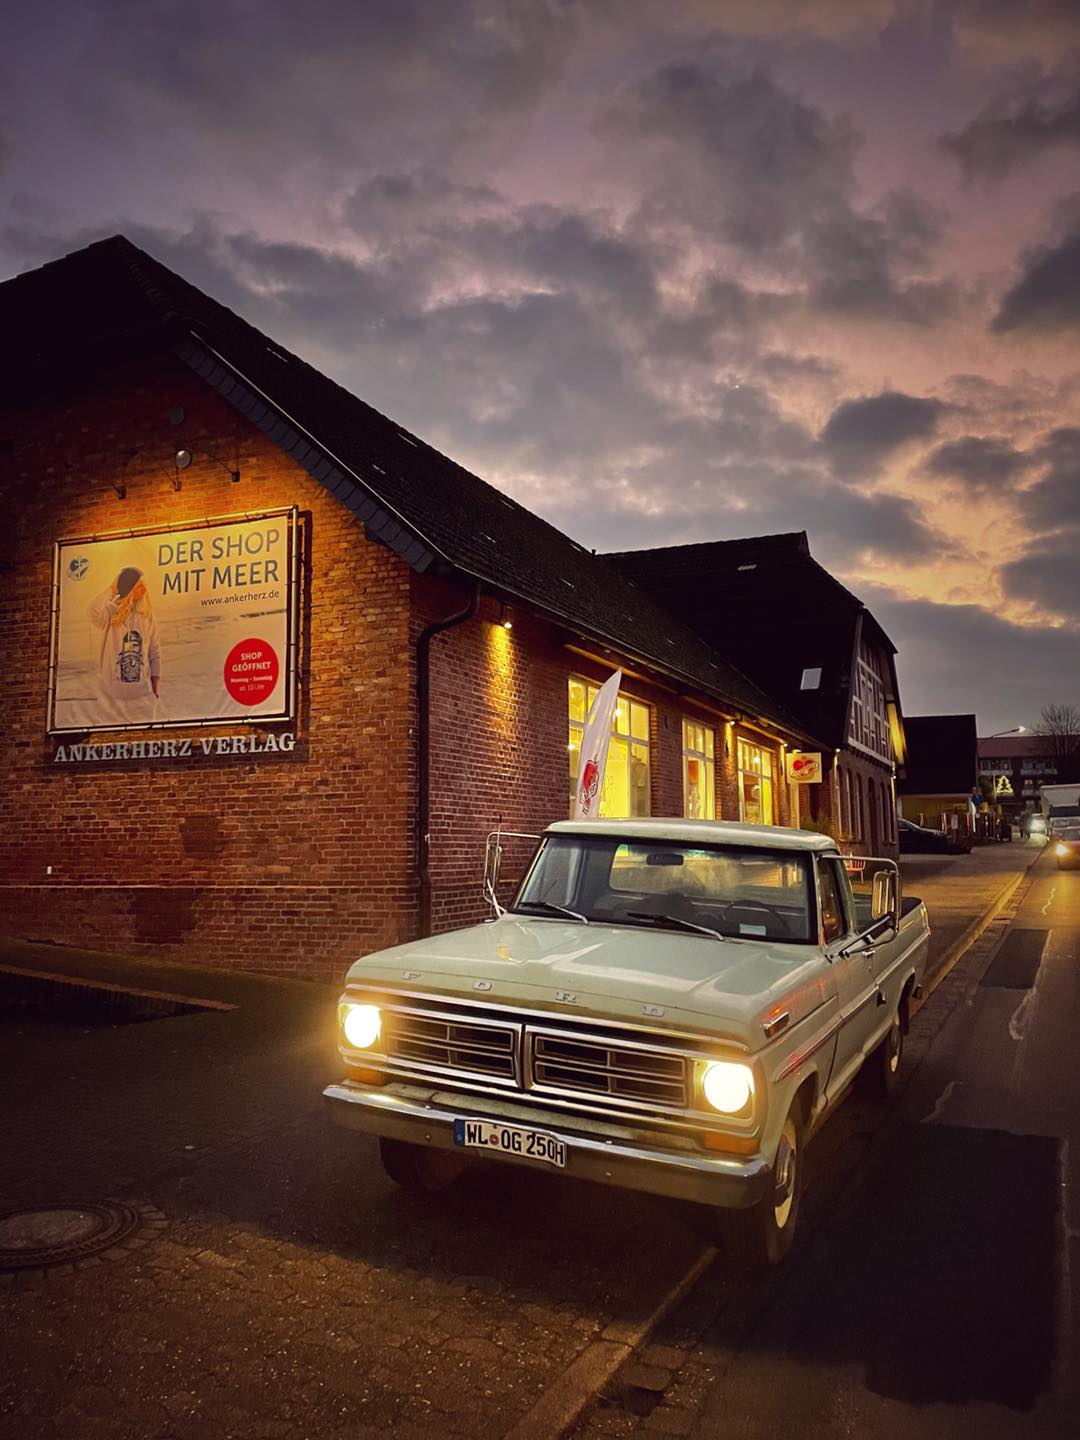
[325,819,931,1267]
[898,818,951,854]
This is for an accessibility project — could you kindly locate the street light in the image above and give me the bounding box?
[986,726,1027,738]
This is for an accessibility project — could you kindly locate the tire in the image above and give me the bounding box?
[861,1009,904,1098]
[379,1138,465,1192]
[721,1103,803,1268]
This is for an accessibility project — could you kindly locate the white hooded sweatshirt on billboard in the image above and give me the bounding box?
[88,585,161,714]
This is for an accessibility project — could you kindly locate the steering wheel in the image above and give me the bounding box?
[720,900,792,934]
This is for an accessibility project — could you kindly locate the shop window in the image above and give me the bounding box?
[736,737,774,825]
[682,720,716,819]
[568,678,650,818]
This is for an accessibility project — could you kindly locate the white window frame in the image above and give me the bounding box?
[682,719,716,819]
[736,736,775,825]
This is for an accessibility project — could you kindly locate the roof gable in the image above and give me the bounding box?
[609,534,885,747]
[899,714,977,795]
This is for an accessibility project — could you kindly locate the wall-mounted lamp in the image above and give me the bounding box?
[499,602,513,630]
[175,448,240,484]
[111,482,127,500]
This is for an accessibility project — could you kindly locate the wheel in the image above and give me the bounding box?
[379,1138,465,1192]
[721,1103,803,1268]
[860,1009,904,1098]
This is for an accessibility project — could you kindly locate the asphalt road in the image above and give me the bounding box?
[579,847,1077,1439]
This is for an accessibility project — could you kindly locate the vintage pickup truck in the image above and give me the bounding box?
[325,819,931,1264]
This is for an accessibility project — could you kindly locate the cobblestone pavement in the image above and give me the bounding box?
[0,847,1039,1440]
[0,951,706,1440]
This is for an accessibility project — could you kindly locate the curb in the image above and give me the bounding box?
[0,962,237,1021]
[502,1246,717,1440]
[920,848,1045,1003]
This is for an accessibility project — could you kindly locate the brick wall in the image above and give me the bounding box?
[419,609,800,931]
[0,351,416,981]
[0,347,826,979]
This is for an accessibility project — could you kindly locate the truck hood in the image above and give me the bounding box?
[343,914,832,1052]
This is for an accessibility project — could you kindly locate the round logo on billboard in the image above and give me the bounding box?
[224,638,280,707]
[68,557,89,581]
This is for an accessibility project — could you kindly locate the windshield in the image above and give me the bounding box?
[513,835,815,943]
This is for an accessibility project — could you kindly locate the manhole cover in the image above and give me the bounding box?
[0,1201,147,1271]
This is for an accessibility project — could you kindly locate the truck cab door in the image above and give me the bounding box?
[818,856,879,1101]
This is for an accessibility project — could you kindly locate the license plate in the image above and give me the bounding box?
[453,1118,567,1168]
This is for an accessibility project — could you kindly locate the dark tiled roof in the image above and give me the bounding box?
[899,715,977,796]
[977,735,1053,760]
[609,533,897,749]
[0,235,810,737]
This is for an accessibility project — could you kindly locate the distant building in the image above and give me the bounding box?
[609,532,906,857]
[898,715,978,832]
[977,735,1059,820]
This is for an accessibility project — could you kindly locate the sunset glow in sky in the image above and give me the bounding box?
[5,0,1080,731]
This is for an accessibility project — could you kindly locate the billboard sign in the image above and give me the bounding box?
[49,508,298,734]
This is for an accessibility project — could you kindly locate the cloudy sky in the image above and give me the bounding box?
[5,0,1080,732]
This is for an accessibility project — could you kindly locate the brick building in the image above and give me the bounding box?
[0,236,833,981]
[976,734,1066,823]
[611,534,906,859]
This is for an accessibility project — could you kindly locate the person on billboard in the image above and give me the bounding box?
[88,566,161,722]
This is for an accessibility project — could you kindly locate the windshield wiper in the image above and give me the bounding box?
[625,910,725,941]
[514,899,589,925]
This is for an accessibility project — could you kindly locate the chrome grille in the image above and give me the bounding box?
[384,1008,517,1083]
[529,1030,689,1109]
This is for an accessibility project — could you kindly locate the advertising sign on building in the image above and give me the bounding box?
[49,508,298,734]
[785,750,823,784]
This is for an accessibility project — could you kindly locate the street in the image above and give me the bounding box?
[576,844,1078,1438]
[1,843,1075,1439]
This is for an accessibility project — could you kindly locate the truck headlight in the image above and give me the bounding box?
[340,1002,381,1050]
[702,1060,754,1115]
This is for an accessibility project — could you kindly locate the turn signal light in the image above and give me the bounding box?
[703,1131,759,1156]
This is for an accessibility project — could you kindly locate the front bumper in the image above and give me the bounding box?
[324,1080,770,1209]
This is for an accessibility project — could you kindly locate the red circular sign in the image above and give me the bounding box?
[224,638,280,706]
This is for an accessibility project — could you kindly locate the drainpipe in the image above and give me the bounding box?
[416,579,482,937]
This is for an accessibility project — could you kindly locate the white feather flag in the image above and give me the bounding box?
[574,670,622,819]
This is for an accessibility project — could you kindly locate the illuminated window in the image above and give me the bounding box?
[736,737,774,825]
[568,678,650,818]
[682,720,716,819]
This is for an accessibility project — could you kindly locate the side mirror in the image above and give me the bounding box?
[871,868,896,921]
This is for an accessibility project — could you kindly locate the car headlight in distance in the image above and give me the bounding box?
[340,1002,381,1050]
[1056,842,1070,858]
[702,1060,754,1115]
